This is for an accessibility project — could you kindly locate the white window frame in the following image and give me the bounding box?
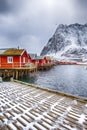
[8,56,13,63]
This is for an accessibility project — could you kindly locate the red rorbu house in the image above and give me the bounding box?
[0,48,29,69]
[44,56,52,64]
[28,54,37,65]
[29,54,44,66]
[37,56,45,66]
[35,56,53,70]
[29,54,53,68]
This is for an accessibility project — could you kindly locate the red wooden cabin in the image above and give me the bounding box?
[29,54,53,67]
[0,48,29,69]
[37,56,45,66]
[44,56,52,64]
[27,54,32,63]
[29,54,44,66]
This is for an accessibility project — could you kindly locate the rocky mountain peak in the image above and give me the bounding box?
[41,23,87,59]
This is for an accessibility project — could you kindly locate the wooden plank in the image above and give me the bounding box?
[0,81,87,130]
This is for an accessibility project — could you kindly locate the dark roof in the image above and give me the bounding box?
[0,48,25,56]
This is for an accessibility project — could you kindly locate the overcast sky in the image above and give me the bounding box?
[0,0,87,54]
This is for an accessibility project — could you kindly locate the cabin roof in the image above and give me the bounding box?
[29,53,37,59]
[45,56,51,60]
[32,56,44,60]
[29,53,44,60]
[0,48,25,56]
[34,56,44,60]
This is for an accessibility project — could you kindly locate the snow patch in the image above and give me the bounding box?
[67,106,71,112]
[41,23,87,60]
[78,114,85,124]
[85,104,87,107]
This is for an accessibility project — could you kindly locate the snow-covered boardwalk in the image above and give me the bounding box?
[0,81,87,130]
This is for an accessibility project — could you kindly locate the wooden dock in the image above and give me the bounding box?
[0,81,87,130]
[0,66,37,80]
[38,63,53,71]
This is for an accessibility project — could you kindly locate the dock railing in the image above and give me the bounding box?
[0,62,36,69]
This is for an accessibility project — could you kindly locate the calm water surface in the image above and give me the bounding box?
[19,65,87,97]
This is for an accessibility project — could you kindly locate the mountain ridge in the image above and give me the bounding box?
[41,23,87,59]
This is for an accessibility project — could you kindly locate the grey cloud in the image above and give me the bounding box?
[0,0,26,14]
[0,0,87,54]
[0,0,10,13]
[74,0,87,12]
[77,0,87,7]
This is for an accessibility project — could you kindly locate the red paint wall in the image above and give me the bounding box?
[21,50,29,67]
[0,56,7,68]
[0,56,20,68]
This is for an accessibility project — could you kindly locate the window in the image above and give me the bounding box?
[8,56,13,63]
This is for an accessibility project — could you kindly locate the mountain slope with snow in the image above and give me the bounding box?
[41,23,87,59]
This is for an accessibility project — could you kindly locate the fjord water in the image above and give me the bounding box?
[19,65,87,97]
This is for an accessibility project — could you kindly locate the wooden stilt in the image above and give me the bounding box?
[13,71,15,79]
[3,71,6,78]
[16,70,18,80]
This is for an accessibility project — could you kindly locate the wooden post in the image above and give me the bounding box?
[27,70,28,77]
[13,71,15,79]
[28,70,30,79]
[3,71,6,78]
[16,70,18,80]
[25,70,27,77]
[19,70,21,78]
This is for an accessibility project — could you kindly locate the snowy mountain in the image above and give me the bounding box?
[41,23,87,59]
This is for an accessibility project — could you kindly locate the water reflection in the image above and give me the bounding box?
[19,65,87,97]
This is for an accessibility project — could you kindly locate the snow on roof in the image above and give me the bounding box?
[29,53,44,60]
